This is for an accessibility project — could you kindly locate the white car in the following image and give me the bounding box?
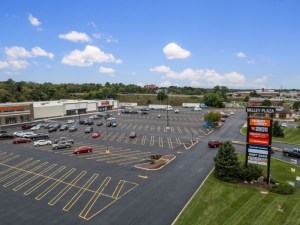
[34,140,52,146]
[230,111,235,115]
[31,125,40,131]
[66,119,75,124]
[13,131,24,137]
[281,122,287,127]
[106,117,116,121]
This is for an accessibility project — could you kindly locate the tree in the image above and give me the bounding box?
[261,99,272,106]
[157,91,167,101]
[204,111,221,123]
[293,101,300,111]
[250,90,259,97]
[214,141,240,182]
[244,96,249,102]
[213,85,228,101]
[273,121,284,137]
[203,93,225,108]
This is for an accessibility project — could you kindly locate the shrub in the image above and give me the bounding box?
[240,164,263,181]
[270,183,295,195]
[150,154,162,160]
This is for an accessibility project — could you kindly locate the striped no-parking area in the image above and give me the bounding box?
[0,151,138,221]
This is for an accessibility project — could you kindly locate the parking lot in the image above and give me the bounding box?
[0,108,239,224]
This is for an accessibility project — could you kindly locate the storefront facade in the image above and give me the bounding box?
[0,103,34,125]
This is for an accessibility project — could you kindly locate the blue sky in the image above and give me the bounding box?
[1,0,300,89]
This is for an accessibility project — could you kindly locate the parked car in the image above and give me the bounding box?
[281,122,287,127]
[66,119,75,124]
[106,122,112,127]
[84,119,94,125]
[129,131,136,138]
[230,111,235,115]
[78,119,85,125]
[60,125,69,131]
[13,131,25,137]
[52,141,72,150]
[48,127,57,133]
[221,118,225,122]
[13,138,31,144]
[0,130,7,134]
[34,140,52,146]
[208,140,223,148]
[21,124,35,130]
[19,132,35,138]
[0,133,14,139]
[96,121,103,126]
[111,121,118,127]
[69,126,78,132]
[74,146,93,154]
[92,132,100,138]
[84,126,93,133]
[106,117,116,121]
[283,148,300,157]
[157,114,161,118]
[31,125,41,131]
[174,109,179,113]
[33,133,49,140]
[54,137,74,144]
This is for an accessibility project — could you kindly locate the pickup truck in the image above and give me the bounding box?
[52,141,72,150]
[283,148,300,157]
[54,137,74,144]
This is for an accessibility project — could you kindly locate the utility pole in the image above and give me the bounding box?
[166,92,169,130]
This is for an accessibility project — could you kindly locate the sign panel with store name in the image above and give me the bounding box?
[246,107,275,114]
[249,118,271,127]
[248,132,270,145]
[247,144,269,166]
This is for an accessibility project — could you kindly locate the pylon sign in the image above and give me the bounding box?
[245,107,275,184]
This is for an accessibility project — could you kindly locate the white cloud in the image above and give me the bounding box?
[159,81,172,87]
[254,75,268,84]
[61,45,121,66]
[150,65,171,73]
[136,82,144,87]
[7,60,28,70]
[190,80,200,87]
[151,65,247,87]
[224,72,246,84]
[31,47,54,59]
[163,43,191,59]
[236,52,247,58]
[59,31,92,43]
[28,13,41,26]
[0,61,9,69]
[99,66,115,75]
[93,33,101,39]
[4,46,54,59]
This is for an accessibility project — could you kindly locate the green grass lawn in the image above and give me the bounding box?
[240,127,300,145]
[174,157,300,225]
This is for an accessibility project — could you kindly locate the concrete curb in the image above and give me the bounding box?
[134,155,176,171]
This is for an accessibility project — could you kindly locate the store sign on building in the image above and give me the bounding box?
[101,101,110,106]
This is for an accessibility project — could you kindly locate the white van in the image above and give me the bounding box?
[192,106,202,111]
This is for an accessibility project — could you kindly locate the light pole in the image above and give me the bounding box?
[166,92,169,130]
[106,123,110,154]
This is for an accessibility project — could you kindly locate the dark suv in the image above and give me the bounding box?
[208,140,223,148]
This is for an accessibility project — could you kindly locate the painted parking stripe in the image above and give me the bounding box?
[150,125,154,131]
[141,135,146,145]
[107,152,151,164]
[138,125,143,130]
[117,133,125,142]
[177,127,182,133]
[191,128,198,135]
[0,153,14,161]
[133,135,138,144]
[157,126,161,132]
[144,125,149,132]
[24,166,66,196]
[184,127,190,134]
[48,171,87,206]
[35,168,76,200]
[159,137,163,147]
[63,173,98,212]
[3,162,48,187]
[0,158,32,175]
[109,132,119,141]
[167,137,173,149]
[170,127,175,133]
[96,150,142,161]
[150,136,154,146]
[79,177,111,219]
[13,164,57,191]
[1,155,20,164]
[0,160,40,182]
[176,138,182,144]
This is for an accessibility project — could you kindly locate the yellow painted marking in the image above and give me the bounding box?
[141,135,146,145]
[63,173,98,212]
[103,132,113,140]
[170,127,175,133]
[48,171,87,206]
[157,126,161,132]
[124,136,130,143]
[159,137,163,147]
[150,125,154,131]
[79,177,111,219]
[0,160,40,182]
[117,133,125,142]
[96,150,141,161]
[138,175,148,179]
[24,166,66,195]
[3,162,48,187]
[0,153,14,161]
[133,135,138,144]
[1,155,19,163]
[0,158,32,175]
[112,180,125,198]
[109,132,119,141]
[176,138,182,144]
[184,127,190,134]
[0,152,8,160]
[36,168,76,200]
[191,128,198,135]
[150,136,154,146]
[107,152,151,163]
[13,164,57,191]
[144,125,149,132]
[177,127,182,133]
[167,137,173,149]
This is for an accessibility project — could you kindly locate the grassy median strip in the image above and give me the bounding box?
[174,157,300,225]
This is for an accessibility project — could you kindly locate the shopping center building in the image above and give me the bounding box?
[0,103,34,125]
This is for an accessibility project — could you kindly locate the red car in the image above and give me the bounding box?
[92,132,100,138]
[21,124,35,130]
[208,140,223,148]
[13,138,32,144]
[74,146,93,154]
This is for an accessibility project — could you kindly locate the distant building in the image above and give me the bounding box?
[232,91,251,97]
[144,84,157,90]
[248,98,283,107]
[256,89,280,98]
[0,102,34,125]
